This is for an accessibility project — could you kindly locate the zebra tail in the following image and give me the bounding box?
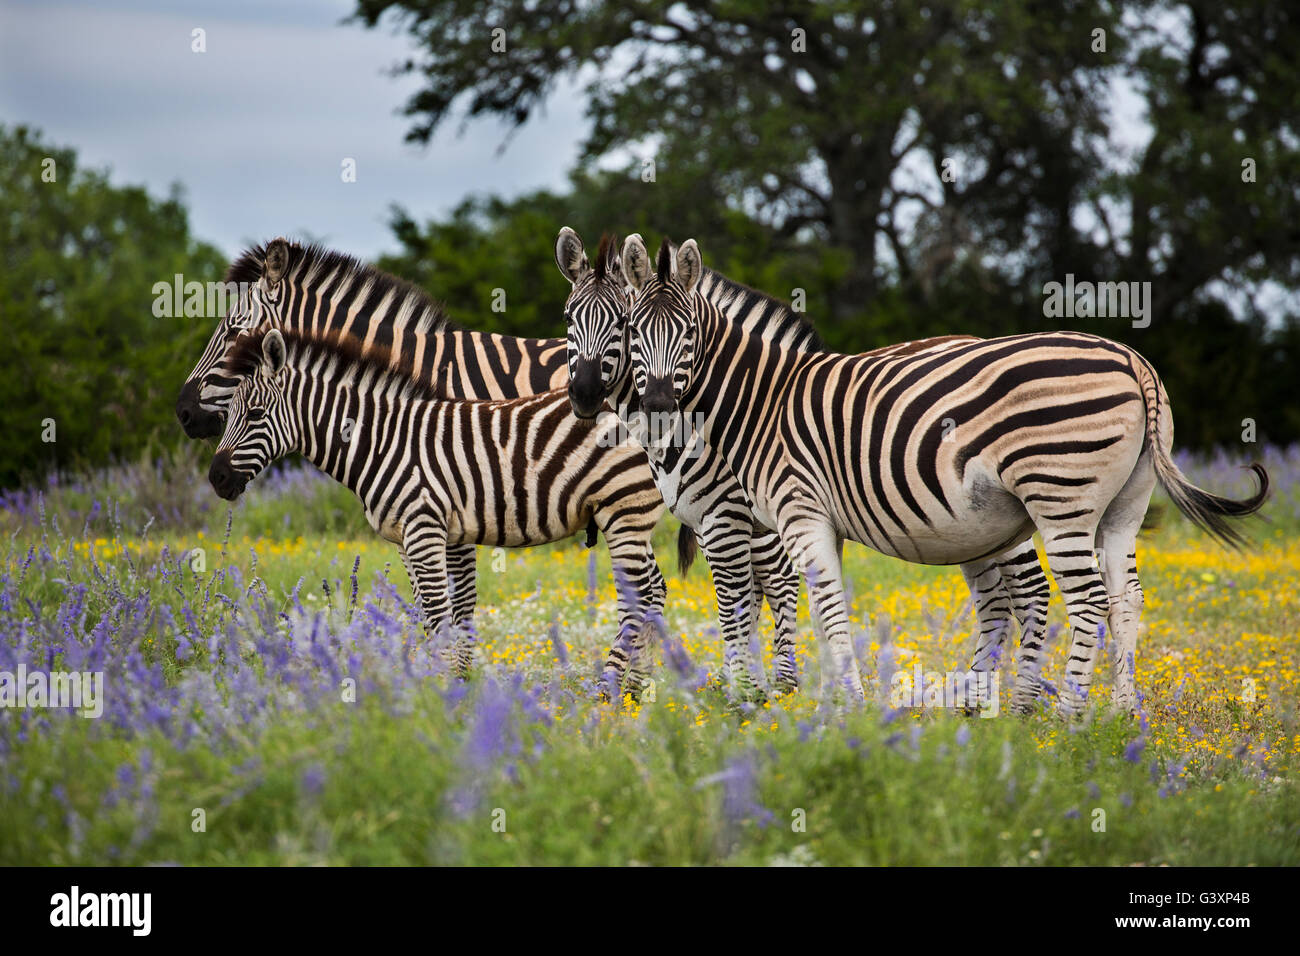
[1135,356,1269,550]
[677,523,698,575]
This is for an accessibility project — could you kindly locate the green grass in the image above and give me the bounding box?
[1,454,1298,865]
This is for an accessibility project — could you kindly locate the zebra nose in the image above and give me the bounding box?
[176,380,223,439]
[568,358,605,419]
[640,377,676,416]
[208,452,244,500]
[176,381,199,428]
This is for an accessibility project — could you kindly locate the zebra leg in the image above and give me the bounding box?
[445,544,478,630]
[697,519,764,701]
[960,557,1014,673]
[995,540,1052,714]
[400,514,470,677]
[1040,529,1109,719]
[778,514,865,702]
[1098,536,1143,715]
[1097,457,1155,715]
[616,543,664,701]
[641,543,668,676]
[645,546,667,628]
[599,519,660,701]
[751,529,800,694]
[958,556,1014,711]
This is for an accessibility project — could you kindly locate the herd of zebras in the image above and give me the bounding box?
[174,230,1268,717]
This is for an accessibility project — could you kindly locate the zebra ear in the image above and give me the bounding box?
[622,234,650,292]
[262,238,290,289]
[261,329,287,376]
[676,239,702,296]
[555,227,589,284]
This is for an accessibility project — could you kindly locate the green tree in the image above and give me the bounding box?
[0,125,226,488]
[356,0,1300,448]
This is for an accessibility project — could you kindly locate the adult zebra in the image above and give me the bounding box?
[557,230,800,694]
[177,239,801,697]
[175,239,570,633]
[622,236,1268,716]
[558,229,1053,709]
[209,326,666,695]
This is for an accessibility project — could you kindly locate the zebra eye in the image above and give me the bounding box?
[247,407,266,422]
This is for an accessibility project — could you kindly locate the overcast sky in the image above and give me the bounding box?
[0,0,587,261]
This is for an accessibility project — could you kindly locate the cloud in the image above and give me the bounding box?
[0,0,587,263]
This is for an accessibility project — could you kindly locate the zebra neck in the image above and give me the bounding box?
[682,304,787,458]
[294,376,380,497]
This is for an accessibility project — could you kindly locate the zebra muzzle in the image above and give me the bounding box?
[176,379,225,439]
[208,451,247,501]
[640,377,676,417]
[568,358,606,419]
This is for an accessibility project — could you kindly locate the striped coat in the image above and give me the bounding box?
[209,328,664,695]
[622,236,1268,715]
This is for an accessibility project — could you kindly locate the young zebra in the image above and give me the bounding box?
[209,327,666,695]
[622,236,1268,716]
[558,229,1053,705]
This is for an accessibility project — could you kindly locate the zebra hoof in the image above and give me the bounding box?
[773,677,800,697]
[1055,700,1086,721]
[597,672,622,704]
[623,676,651,706]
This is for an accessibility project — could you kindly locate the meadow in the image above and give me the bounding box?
[1,443,1297,865]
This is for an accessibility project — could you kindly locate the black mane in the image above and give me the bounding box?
[225,328,442,404]
[223,240,456,334]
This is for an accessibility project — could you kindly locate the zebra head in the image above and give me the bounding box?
[176,238,292,439]
[208,329,294,501]
[555,227,630,419]
[623,235,702,448]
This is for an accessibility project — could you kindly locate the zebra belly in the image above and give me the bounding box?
[872,510,1035,565]
[446,511,585,549]
[847,466,1033,565]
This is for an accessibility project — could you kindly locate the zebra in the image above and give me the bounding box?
[557,229,800,695]
[208,326,666,696]
[559,229,1053,707]
[178,238,799,698]
[177,239,578,639]
[621,235,1268,716]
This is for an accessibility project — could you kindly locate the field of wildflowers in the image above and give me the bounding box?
[1,444,1297,865]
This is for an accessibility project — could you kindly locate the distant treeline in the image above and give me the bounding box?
[4,109,1298,488]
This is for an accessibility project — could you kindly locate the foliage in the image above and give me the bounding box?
[0,124,226,489]
[357,0,1300,448]
[1,445,1297,864]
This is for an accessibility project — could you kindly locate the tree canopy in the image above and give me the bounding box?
[356,0,1300,447]
[0,125,226,488]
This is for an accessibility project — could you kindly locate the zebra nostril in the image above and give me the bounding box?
[208,454,233,496]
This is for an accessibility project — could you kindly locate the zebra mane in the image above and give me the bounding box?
[695,262,824,353]
[593,233,618,281]
[226,328,442,405]
[225,240,455,336]
[656,238,673,282]
[644,239,824,352]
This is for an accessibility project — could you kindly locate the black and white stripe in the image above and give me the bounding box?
[177,239,577,636]
[557,229,799,695]
[623,236,1268,715]
[564,230,1052,704]
[209,328,665,696]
